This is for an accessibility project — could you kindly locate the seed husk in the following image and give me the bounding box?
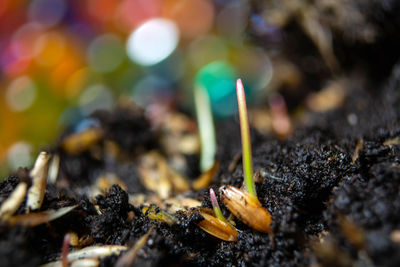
[219,185,273,234]
[47,154,60,184]
[138,152,172,198]
[95,173,127,192]
[192,161,219,190]
[70,259,99,267]
[0,182,27,220]
[40,259,100,267]
[26,151,51,212]
[67,245,127,262]
[338,215,365,249]
[9,205,77,227]
[61,128,103,155]
[197,210,238,242]
[383,136,399,148]
[164,159,190,192]
[138,152,189,198]
[352,139,364,163]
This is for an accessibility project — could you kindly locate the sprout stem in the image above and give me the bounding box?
[62,233,71,267]
[194,85,217,172]
[209,188,227,223]
[236,79,256,198]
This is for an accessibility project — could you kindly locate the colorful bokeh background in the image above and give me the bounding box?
[0,0,276,176]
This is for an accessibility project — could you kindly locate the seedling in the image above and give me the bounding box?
[0,182,27,220]
[209,188,227,223]
[26,151,51,212]
[236,79,256,197]
[62,233,71,267]
[196,188,237,241]
[197,210,238,241]
[194,85,217,172]
[218,79,273,234]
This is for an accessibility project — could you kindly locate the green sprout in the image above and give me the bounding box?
[236,79,256,198]
[194,85,217,172]
[209,188,227,223]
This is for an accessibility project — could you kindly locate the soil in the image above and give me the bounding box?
[1,1,400,267]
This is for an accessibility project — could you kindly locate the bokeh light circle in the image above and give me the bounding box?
[87,34,125,73]
[7,141,34,171]
[165,0,214,39]
[34,31,66,66]
[79,84,114,116]
[132,75,171,108]
[11,23,43,60]
[114,0,162,33]
[195,61,238,118]
[188,35,228,69]
[236,47,274,95]
[28,0,66,28]
[65,68,91,99]
[216,1,249,41]
[6,76,37,112]
[126,18,179,66]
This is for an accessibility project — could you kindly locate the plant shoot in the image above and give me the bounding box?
[236,79,256,197]
[194,85,217,172]
[209,188,227,223]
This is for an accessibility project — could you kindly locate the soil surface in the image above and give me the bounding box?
[2,1,400,266]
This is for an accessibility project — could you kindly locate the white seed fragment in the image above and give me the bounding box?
[40,258,100,267]
[39,261,62,267]
[26,151,51,212]
[0,182,27,220]
[67,245,127,262]
[47,154,60,184]
[70,259,100,267]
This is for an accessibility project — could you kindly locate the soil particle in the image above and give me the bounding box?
[89,185,133,244]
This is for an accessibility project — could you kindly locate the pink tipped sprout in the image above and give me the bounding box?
[62,233,70,267]
[210,188,227,222]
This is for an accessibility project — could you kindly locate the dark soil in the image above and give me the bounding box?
[2,1,400,266]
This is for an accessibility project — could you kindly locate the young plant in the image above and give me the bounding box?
[194,85,217,173]
[236,79,256,197]
[197,188,237,241]
[209,188,227,223]
[219,79,273,234]
[61,233,71,267]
